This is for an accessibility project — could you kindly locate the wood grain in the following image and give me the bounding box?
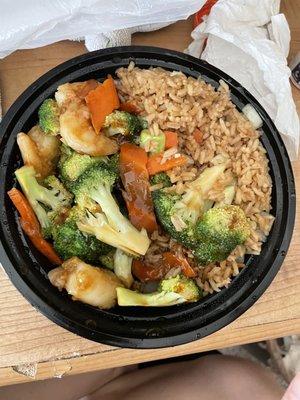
[0,3,299,386]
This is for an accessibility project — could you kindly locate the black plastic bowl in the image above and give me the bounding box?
[0,46,296,348]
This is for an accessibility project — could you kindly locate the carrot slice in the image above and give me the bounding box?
[119,101,140,114]
[85,76,120,133]
[120,143,158,233]
[164,131,178,149]
[8,188,62,265]
[193,128,203,144]
[147,153,187,175]
[132,259,168,282]
[132,252,196,282]
[162,252,196,278]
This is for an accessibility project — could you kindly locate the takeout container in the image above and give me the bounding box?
[0,46,295,348]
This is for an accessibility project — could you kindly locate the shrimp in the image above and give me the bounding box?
[48,257,123,309]
[55,80,99,110]
[56,81,119,156]
[17,125,60,179]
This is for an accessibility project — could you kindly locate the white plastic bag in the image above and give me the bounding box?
[0,0,202,58]
[186,0,299,160]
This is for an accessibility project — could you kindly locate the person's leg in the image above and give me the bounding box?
[81,355,284,400]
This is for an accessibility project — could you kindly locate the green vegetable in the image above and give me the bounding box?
[103,110,143,136]
[152,190,196,248]
[139,129,165,154]
[152,173,250,265]
[194,205,250,264]
[73,164,150,256]
[117,275,201,306]
[107,153,120,175]
[172,164,226,226]
[38,99,60,135]
[15,166,72,238]
[52,206,111,263]
[138,117,148,130]
[58,144,107,187]
[150,172,172,189]
[113,249,133,288]
[99,251,115,270]
[159,275,201,301]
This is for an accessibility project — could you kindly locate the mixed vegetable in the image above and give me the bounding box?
[8,74,251,309]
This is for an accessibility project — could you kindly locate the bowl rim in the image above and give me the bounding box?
[0,45,296,348]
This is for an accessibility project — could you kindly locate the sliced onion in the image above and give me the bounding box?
[242,104,263,129]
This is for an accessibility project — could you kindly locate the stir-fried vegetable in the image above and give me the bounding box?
[147,152,187,175]
[139,129,165,154]
[38,99,60,135]
[104,111,142,137]
[120,143,157,233]
[119,101,140,114]
[162,252,196,278]
[164,131,178,149]
[132,252,196,282]
[15,166,73,238]
[85,76,120,133]
[113,249,133,288]
[72,163,151,256]
[117,275,201,306]
[8,188,62,264]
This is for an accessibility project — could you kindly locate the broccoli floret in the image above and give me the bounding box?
[172,164,226,226]
[150,172,172,189]
[153,165,226,247]
[72,163,117,210]
[38,99,60,135]
[15,166,72,238]
[52,206,111,263]
[138,117,148,130]
[99,251,115,270]
[153,181,250,265]
[107,153,120,175]
[139,129,165,154]
[159,275,201,301]
[194,205,250,264]
[74,165,150,256]
[117,274,201,306]
[113,249,133,288]
[152,190,195,248]
[58,144,107,187]
[103,111,143,136]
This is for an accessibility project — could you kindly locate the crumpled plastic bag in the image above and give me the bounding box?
[0,0,201,58]
[186,0,299,160]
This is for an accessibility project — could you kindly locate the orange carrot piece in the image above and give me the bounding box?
[193,128,203,144]
[132,259,168,282]
[164,131,178,149]
[119,101,141,114]
[147,153,187,175]
[8,188,39,229]
[85,76,120,133]
[162,252,196,278]
[120,143,158,233]
[8,188,62,265]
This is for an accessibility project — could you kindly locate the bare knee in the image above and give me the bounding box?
[190,354,284,400]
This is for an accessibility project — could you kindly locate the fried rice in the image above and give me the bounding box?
[116,63,274,295]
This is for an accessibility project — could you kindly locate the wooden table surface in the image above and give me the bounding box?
[0,1,299,387]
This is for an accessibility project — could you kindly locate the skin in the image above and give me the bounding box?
[88,355,284,400]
